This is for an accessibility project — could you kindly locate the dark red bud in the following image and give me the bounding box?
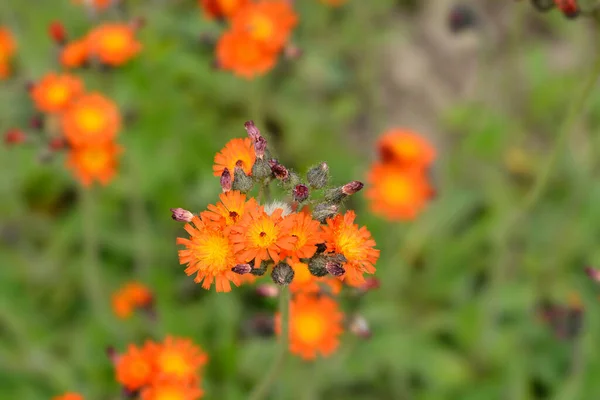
[244,120,261,141]
[342,180,364,195]
[232,263,252,275]
[293,184,309,202]
[221,168,232,193]
[254,136,267,159]
[170,208,194,222]
[49,21,67,44]
[3,129,26,146]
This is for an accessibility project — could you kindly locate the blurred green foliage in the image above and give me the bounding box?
[2,1,600,399]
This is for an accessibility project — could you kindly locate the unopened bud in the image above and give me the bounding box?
[250,260,269,276]
[349,315,371,339]
[256,283,279,298]
[232,263,252,275]
[585,267,600,283]
[308,254,328,277]
[30,115,44,130]
[220,168,232,192]
[252,157,272,180]
[170,208,194,222]
[307,162,329,189]
[271,262,294,286]
[233,165,254,193]
[312,202,338,222]
[48,21,67,44]
[342,180,364,195]
[448,4,477,34]
[254,136,267,159]
[3,129,26,146]
[325,181,363,204]
[244,120,262,142]
[269,159,289,181]
[325,261,345,277]
[293,184,309,202]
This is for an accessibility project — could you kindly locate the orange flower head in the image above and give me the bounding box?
[289,261,341,295]
[176,215,241,292]
[61,38,90,68]
[111,281,153,319]
[321,211,379,287]
[230,206,297,267]
[231,1,298,52]
[377,129,435,169]
[200,0,249,19]
[366,163,433,221]
[67,142,121,186]
[141,380,203,400]
[62,93,121,147]
[88,23,141,66]
[213,137,256,177]
[205,190,258,228]
[31,73,84,113]
[116,343,154,391]
[52,393,84,400]
[0,27,16,62]
[276,294,343,360]
[150,336,208,383]
[216,29,277,79]
[279,211,322,262]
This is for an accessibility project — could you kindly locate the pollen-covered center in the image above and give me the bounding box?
[394,140,420,161]
[295,311,326,344]
[47,83,69,105]
[158,350,192,378]
[248,13,274,40]
[334,228,364,261]
[76,107,105,133]
[381,172,413,205]
[249,217,279,248]
[81,148,110,172]
[102,30,128,52]
[194,232,232,273]
[155,388,186,400]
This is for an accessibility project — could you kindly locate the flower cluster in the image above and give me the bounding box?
[111,281,153,319]
[173,121,379,292]
[0,26,16,80]
[366,129,436,221]
[113,336,207,399]
[199,0,298,78]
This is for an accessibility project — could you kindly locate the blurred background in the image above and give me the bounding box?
[2,0,600,399]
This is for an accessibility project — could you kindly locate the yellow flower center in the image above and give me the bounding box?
[248,13,274,41]
[81,148,109,172]
[195,232,232,272]
[295,312,325,344]
[292,263,312,285]
[381,173,412,205]
[47,83,69,105]
[334,227,365,263]
[158,350,191,378]
[155,388,186,400]
[248,217,278,248]
[76,107,105,133]
[393,140,420,161]
[102,30,128,53]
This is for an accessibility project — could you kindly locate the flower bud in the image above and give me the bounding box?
[312,202,339,223]
[325,260,345,277]
[342,180,364,195]
[293,184,309,202]
[325,181,364,204]
[220,168,232,193]
[30,115,44,130]
[349,314,371,339]
[585,267,600,283]
[232,263,252,275]
[244,120,262,142]
[106,347,119,364]
[254,136,267,159]
[250,260,269,276]
[308,254,328,277]
[307,162,329,189]
[252,157,272,180]
[170,208,194,222]
[3,129,26,146]
[271,261,294,286]
[448,4,477,34]
[233,164,254,193]
[269,159,289,181]
[48,21,67,45]
[256,283,279,298]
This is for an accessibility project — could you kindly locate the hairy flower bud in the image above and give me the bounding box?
[308,254,328,277]
[244,120,262,142]
[307,162,329,189]
[293,184,309,202]
[271,261,294,286]
[220,168,232,193]
[251,260,269,276]
[254,136,267,159]
[252,157,272,180]
[342,180,364,195]
[325,260,345,277]
[325,181,364,204]
[233,164,254,193]
[269,159,289,181]
[232,263,252,275]
[170,208,194,222]
[312,202,339,222]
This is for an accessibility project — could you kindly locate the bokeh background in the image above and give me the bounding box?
[2,0,600,399]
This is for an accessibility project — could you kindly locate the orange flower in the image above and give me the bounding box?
[279,211,322,262]
[212,137,256,177]
[149,337,208,384]
[199,0,249,19]
[31,73,84,113]
[176,214,241,292]
[231,1,297,52]
[321,211,379,287]
[289,261,341,295]
[88,23,141,66]
[230,206,297,266]
[276,294,343,360]
[111,281,153,319]
[204,190,258,228]
[61,38,90,68]
[0,27,16,79]
[67,142,121,186]
[377,129,435,169]
[52,393,84,400]
[116,343,154,391]
[141,380,203,400]
[62,93,121,147]
[366,163,433,221]
[216,29,277,79]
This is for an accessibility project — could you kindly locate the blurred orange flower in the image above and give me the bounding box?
[51,393,84,400]
[289,261,341,295]
[216,29,277,78]
[212,137,256,177]
[62,93,121,147]
[377,129,435,170]
[0,27,16,79]
[177,214,241,292]
[31,73,84,113]
[67,142,121,186]
[141,380,203,400]
[366,163,433,221]
[111,281,153,319]
[321,211,379,287]
[88,23,141,66]
[231,0,297,52]
[116,343,155,391]
[230,206,297,266]
[61,38,90,69]
[149,336,208,383]
[199,0,249,19]
[279,211,322,262]
[276,294,343,360]
[205,190,259,228]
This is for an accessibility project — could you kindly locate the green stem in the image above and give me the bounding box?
[80,186,105,317]
[248,286,290,400]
